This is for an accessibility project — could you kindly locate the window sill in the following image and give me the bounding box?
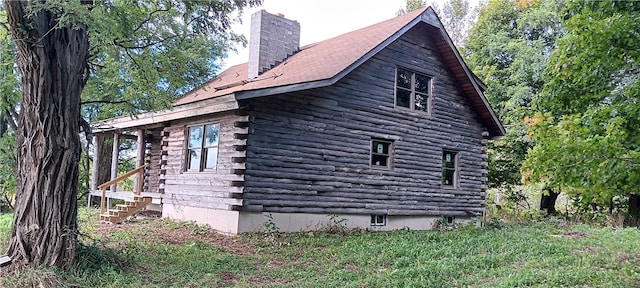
[393,106,432,117]
[182,170,219,175]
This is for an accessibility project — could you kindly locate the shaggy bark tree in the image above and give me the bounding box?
[4,1,90,268]
[2,0,260,270]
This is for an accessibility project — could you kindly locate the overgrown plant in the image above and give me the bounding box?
[321,214,349,235]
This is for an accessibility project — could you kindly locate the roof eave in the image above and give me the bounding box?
[428,8,505,138]
[93,94,238,132]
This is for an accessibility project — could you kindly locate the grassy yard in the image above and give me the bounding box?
[1,210,640,287]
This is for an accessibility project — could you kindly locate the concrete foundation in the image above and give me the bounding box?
[162,203,240,234]
[161,204,478,234]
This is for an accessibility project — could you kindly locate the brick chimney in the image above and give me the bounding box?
[248,10,300,79]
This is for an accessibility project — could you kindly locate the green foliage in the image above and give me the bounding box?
[465,0,564,194]
[525,0,640,214]
[83,0,261,120]
[396,0,478,48]
[3,211,640,287]
[320,214,350,235]
[0,212,12,251]
[0,0,262,211]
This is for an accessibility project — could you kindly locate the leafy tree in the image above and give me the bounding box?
[397,0,479,48]
[464,0,564,213]
[0,10,19,212]
[524,0,640,224]
[1,0,260,270]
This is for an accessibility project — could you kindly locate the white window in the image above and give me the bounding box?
[186,123,220,171]
[371,215,387,226]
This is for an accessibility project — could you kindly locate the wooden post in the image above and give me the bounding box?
[134,129,145,195]
[91,134,103,190]
[100,187,106,215]
[88,134,103,208]
[110,133,119,195]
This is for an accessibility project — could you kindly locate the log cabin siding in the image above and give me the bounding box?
[243,28,488,217]
[160,111,248,210]
[144,128,163,194]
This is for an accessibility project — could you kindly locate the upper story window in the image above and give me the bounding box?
[442,150,458,187]
[395,68,432,112]
[371,139,393,170]
[186,123,220,171]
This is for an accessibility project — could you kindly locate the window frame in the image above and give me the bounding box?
[394,67,433,113]
[370,215,387,226]
[370,138,393,170]
[185,123,220,172]
[442,150,458,188]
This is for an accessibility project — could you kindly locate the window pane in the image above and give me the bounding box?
[443,151,456,168]
[443,169,455,185]
[188,127,203,148]
[396,68,411,89]
[396,88,411,108]
[372,141,389,154]
[372,154,388,167]
[188,149,201,170]
[415,93,428,111]
[204,124,220,147]
[415,74,431,94]
[204,147,218,169]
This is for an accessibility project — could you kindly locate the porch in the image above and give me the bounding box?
[89,126,166,222]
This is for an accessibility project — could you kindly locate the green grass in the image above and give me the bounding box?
[1,210,640,287]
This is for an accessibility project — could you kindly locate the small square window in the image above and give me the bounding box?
[395,68,432,113]
[442,151,457,187]
[446,216,455,224]
[371,215,387,226]
[371,139,392,169]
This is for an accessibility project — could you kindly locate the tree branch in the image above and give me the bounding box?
[133,7,171,33]
[4,108,18,133]
[114,33,182,50]
[81,99,130,105]
[79,116,93,145]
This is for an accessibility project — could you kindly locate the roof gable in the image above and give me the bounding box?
[101,8,504,138]
[175,7,504,138]
[175,8,429,105]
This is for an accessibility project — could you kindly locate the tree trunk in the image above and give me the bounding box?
[625,194,640,227]
[539,187,559,215]
[4,2,89,268]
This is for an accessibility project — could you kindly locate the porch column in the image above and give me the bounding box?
[88,134,104,207]
[91,134,103,190]
[134,129,145,194]
[110,132,120,193]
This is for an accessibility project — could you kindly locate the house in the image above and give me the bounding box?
[90,7,505,234]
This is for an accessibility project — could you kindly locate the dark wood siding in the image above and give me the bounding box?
[144,128,163,194]
[160,111,247,210]
[242,28,488,217]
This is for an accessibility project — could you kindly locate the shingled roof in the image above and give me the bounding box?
[97,7,504,138]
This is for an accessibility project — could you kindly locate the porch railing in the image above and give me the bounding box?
[97,164,148,215]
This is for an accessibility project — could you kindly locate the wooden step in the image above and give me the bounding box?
[117,204,133,211]
[100,195,153,224]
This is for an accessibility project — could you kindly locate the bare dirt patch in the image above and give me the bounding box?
[91,216,258,256]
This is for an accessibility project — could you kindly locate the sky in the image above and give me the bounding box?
[222,0,447,69]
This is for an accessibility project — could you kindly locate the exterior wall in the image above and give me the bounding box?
[159,110,248,233]
[238,212,477,233]
[241,25,488,226]
[144,128,163,194]
[163,203,240,234]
